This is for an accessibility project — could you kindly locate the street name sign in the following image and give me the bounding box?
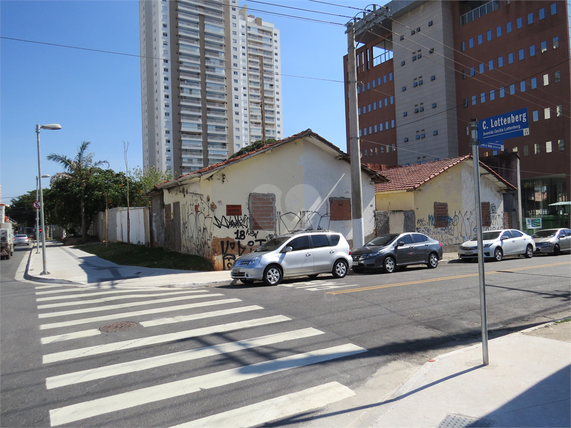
[477,108,529,149]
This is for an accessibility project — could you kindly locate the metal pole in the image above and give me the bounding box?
[347,22,364,248]
[36,125,49,275]
[470,119,489,366]
[35,177,40,254]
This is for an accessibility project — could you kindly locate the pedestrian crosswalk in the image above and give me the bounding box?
[36,284,367,427]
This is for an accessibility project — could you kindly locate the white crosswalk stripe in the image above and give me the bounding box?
[37,285,365,427]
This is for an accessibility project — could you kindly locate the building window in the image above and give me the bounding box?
[539,8,545,19]
[489,60,494,70]
[431,75,436,81]
[463,98,468,108]
[543,74,549,86]
[531,77,537,89]
[479,64,485,73]
[403,111,408,117]
[533,110,539,121]
[528,12,533,25]
[490,89,495,100]
[487,30,492,41]
[497,26,502,37]
[517,17,522,28]
[534,143,541,154]
[546,141,552,153]
[530,45,536,56]
[404,137,409,142]
[544,108,551,119]
[481,202,491,227]
[428,21,433,26]
[498,56,504,67]
[432,103,437,108]
[557,105,563,117]
[555,71,561,83]
[558,139,564,151]
[461,41,465,51]
[510,84,515,95]
[541,41,547,53]
[481,93,486,103]
[500,87,505,98]
[551,3,557,15]
[462,70,467,80]
[330,198,351,221]
[433,130,438,136]
[434,203,448,228]
[507,22,512,32]
[520,81,526,92]
[478,34,483,45]
[519,49,524,60]
[553,37,559,49]
[469,38,474,48]
[523,145,529,156]
[508,53,514,64]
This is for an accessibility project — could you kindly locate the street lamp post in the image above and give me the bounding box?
[35,174,50,254]
[36,123,61,275]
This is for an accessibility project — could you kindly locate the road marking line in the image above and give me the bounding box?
[49,344,366,427]
[36,288,208,298]
[38,293,225,318]
[172,381,355,428]
[39,298,242,330]
[41,329,101,344]
[46,328,324,389]
[37,290,207,306]
[327,261,571,295]
[42,314,289,364]
[139,305,261,327]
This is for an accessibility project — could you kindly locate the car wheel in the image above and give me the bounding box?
[239,279,254,285]
[553,244,561,256]
[352,267,364,274]
[383,256,396,273]
[332,259,348,278]
[524,244,534,258]
[427,252,439,269]
[307,274,319,279]
[263,265,282,286]
[494,247,503,262]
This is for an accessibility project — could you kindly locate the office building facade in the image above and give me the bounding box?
[140,0,282,176]
[344,0,570,225]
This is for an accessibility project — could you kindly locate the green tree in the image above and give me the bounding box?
[131,166,173,200]
[6,191,37,228]
[47,142,108,243]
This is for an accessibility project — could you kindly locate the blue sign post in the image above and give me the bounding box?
[477,108,529,150]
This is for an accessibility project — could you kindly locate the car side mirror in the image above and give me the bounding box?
[397,241,404,247]
[281,246,293,253]
[501,236,508,240]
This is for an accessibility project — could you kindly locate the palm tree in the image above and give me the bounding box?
[47,142,108,243]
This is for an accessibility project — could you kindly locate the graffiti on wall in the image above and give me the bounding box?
[416,206,502,246]
[180,198,214,257]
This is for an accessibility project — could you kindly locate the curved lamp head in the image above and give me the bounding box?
[40,124,62,130]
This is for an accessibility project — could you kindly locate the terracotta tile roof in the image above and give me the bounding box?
[371,155,515,193]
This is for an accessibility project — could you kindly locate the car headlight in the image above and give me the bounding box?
[237,257,260,266]
[483,243,492,248]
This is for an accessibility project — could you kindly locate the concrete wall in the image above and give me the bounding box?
[159,136,377,269]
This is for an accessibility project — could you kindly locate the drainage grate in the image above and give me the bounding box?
[99,321,139,333]
[438,414,495,428]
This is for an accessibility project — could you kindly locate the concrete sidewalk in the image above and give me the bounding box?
[21,242,571,428]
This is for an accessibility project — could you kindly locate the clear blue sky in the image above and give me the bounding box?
[1,0,375,205]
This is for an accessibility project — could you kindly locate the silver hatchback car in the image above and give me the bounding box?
[231,230,353,285]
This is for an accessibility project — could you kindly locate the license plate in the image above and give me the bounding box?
[232,269,241,274]
[465,251,473,255]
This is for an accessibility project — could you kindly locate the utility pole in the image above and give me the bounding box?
[347,21,364,249]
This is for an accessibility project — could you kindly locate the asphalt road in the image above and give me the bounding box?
[1,248,569,427]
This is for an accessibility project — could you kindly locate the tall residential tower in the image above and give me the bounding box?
[140,0,282,176]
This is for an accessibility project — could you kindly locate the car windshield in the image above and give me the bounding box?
[365,235,398,247]
[479,231,501,240]
[254,237,290,252]
[533,230,557,238]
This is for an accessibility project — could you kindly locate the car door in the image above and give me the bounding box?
[281,236,314,275]
[499,230,518,255]
[508,230,528,254]
[410,233,431,263]
[561,229,571,251]
[394,234,414,264]
[309,234,335,272]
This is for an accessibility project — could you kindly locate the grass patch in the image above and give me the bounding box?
[76,242,214,271]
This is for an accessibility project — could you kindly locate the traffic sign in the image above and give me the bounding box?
[478,108,529,148]
[33,201,41,209]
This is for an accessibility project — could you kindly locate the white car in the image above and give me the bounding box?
[14,234,30,246]
[458,229,535,261]
[532,228,571,255]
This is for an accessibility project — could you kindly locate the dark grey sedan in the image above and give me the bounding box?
[352,233,443,273]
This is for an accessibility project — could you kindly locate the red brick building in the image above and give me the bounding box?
[344,0,570,229]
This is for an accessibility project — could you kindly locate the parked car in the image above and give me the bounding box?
[231,230,352,285]
[532,228,571,255]
[458,229,535,261]
[351,232,443,273]
[14,234,30,246]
